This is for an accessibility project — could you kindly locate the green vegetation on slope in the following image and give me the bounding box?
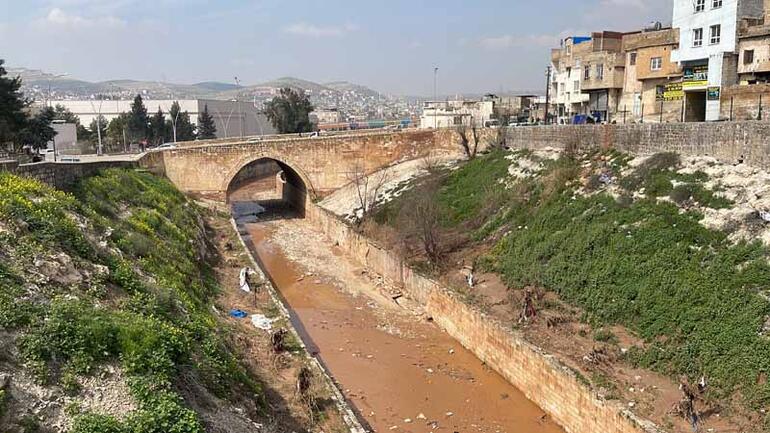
[374,149,770,413]
[0,170,259,433]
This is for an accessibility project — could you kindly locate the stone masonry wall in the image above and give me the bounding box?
[305,203,661,433]
[0,160,137,190]
[146,130,458,201]
[504,122,770,168]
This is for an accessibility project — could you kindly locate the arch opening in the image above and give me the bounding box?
[227,158,308,220]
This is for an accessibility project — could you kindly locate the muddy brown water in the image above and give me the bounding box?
[243,219,565,433]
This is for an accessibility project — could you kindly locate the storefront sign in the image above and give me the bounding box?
[657,82,684,101]
[683,64,708,89]
[707,86,721,101]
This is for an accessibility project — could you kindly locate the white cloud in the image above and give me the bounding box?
[43,8,126,28]
[283,22,358,38]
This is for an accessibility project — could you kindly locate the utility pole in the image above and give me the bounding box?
[433,67,439,129]
[544,66,552,125]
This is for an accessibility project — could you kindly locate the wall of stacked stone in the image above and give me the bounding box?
[305,203,662,433]
[504,122,770,168]
[5,161,137,190]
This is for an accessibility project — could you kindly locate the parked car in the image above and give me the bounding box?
[156,142,177,150]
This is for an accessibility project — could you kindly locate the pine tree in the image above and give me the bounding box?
[197,104,217,139]
[19,106,56,151]
[149,108,168,145]
[0,59,30,148]
[127,94,149,145]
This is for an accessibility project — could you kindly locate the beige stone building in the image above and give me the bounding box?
[621,28,683,123]
[579,31,630,122]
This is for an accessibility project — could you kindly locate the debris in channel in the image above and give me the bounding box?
[251,313,277,331]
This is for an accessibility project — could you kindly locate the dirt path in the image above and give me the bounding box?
[243,217,566,433]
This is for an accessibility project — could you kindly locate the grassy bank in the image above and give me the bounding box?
[373,148,770,421]
[0,170,259,433]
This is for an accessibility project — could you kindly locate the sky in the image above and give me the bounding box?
[0,0,673,96]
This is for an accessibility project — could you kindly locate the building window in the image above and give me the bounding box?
[710,24,721,45]
[584,65,590,80]
[693,28,703,47]
[596,64,604,80]
[744,49,755,64]
[566,66,572,77]
[629,52,637,65]
[651,57,663,71]
[573,81,579,91]
[695,0,705,12]
[712,0,722,8]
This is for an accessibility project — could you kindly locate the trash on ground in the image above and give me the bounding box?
[251,313,277,331]
[229,309,248,319]
[759,210,770,223]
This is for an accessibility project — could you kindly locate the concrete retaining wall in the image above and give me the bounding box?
[505,122,770,169]
[305,203,661,433]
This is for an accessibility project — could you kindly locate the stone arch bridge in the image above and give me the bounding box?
[139,130,460,211]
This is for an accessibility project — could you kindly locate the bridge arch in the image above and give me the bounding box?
[226,156,314,216]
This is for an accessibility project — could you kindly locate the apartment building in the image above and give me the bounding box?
[550,36,592,123]
[736,0,770,83]
[671,0,764,121]
[621,28,683,122]
[580,31,632,122]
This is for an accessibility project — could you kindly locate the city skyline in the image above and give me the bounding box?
[0,0,673,96]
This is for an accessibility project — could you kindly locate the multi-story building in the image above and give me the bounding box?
[670,0,764,121]
[550,36,592,123]
[310,108,345,125]
[621,27,684,122]
[419,99,495,129]
[736,1,770,83]
[579,31,631,122]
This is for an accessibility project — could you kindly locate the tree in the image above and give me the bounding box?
[86,115,108,150]
[107,113,130,151]
[346,162,390,225]
[456,123,480,160]
[19,106,56,151]
[263,87,315,134]
[149,108,168,145]
[197,104,217,139]
[167,101,195,142]
[0,59,29,148]
[127,94,149,144]
[53,104,80,125]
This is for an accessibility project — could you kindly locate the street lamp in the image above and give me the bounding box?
[544,66,552,125]
[168,106,181,143]
[253,93,265,137]
[89,98,104,156]
[235,76,244,138]
[433,67,439,129]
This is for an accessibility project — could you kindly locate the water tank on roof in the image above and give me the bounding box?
[644,21,663,32]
